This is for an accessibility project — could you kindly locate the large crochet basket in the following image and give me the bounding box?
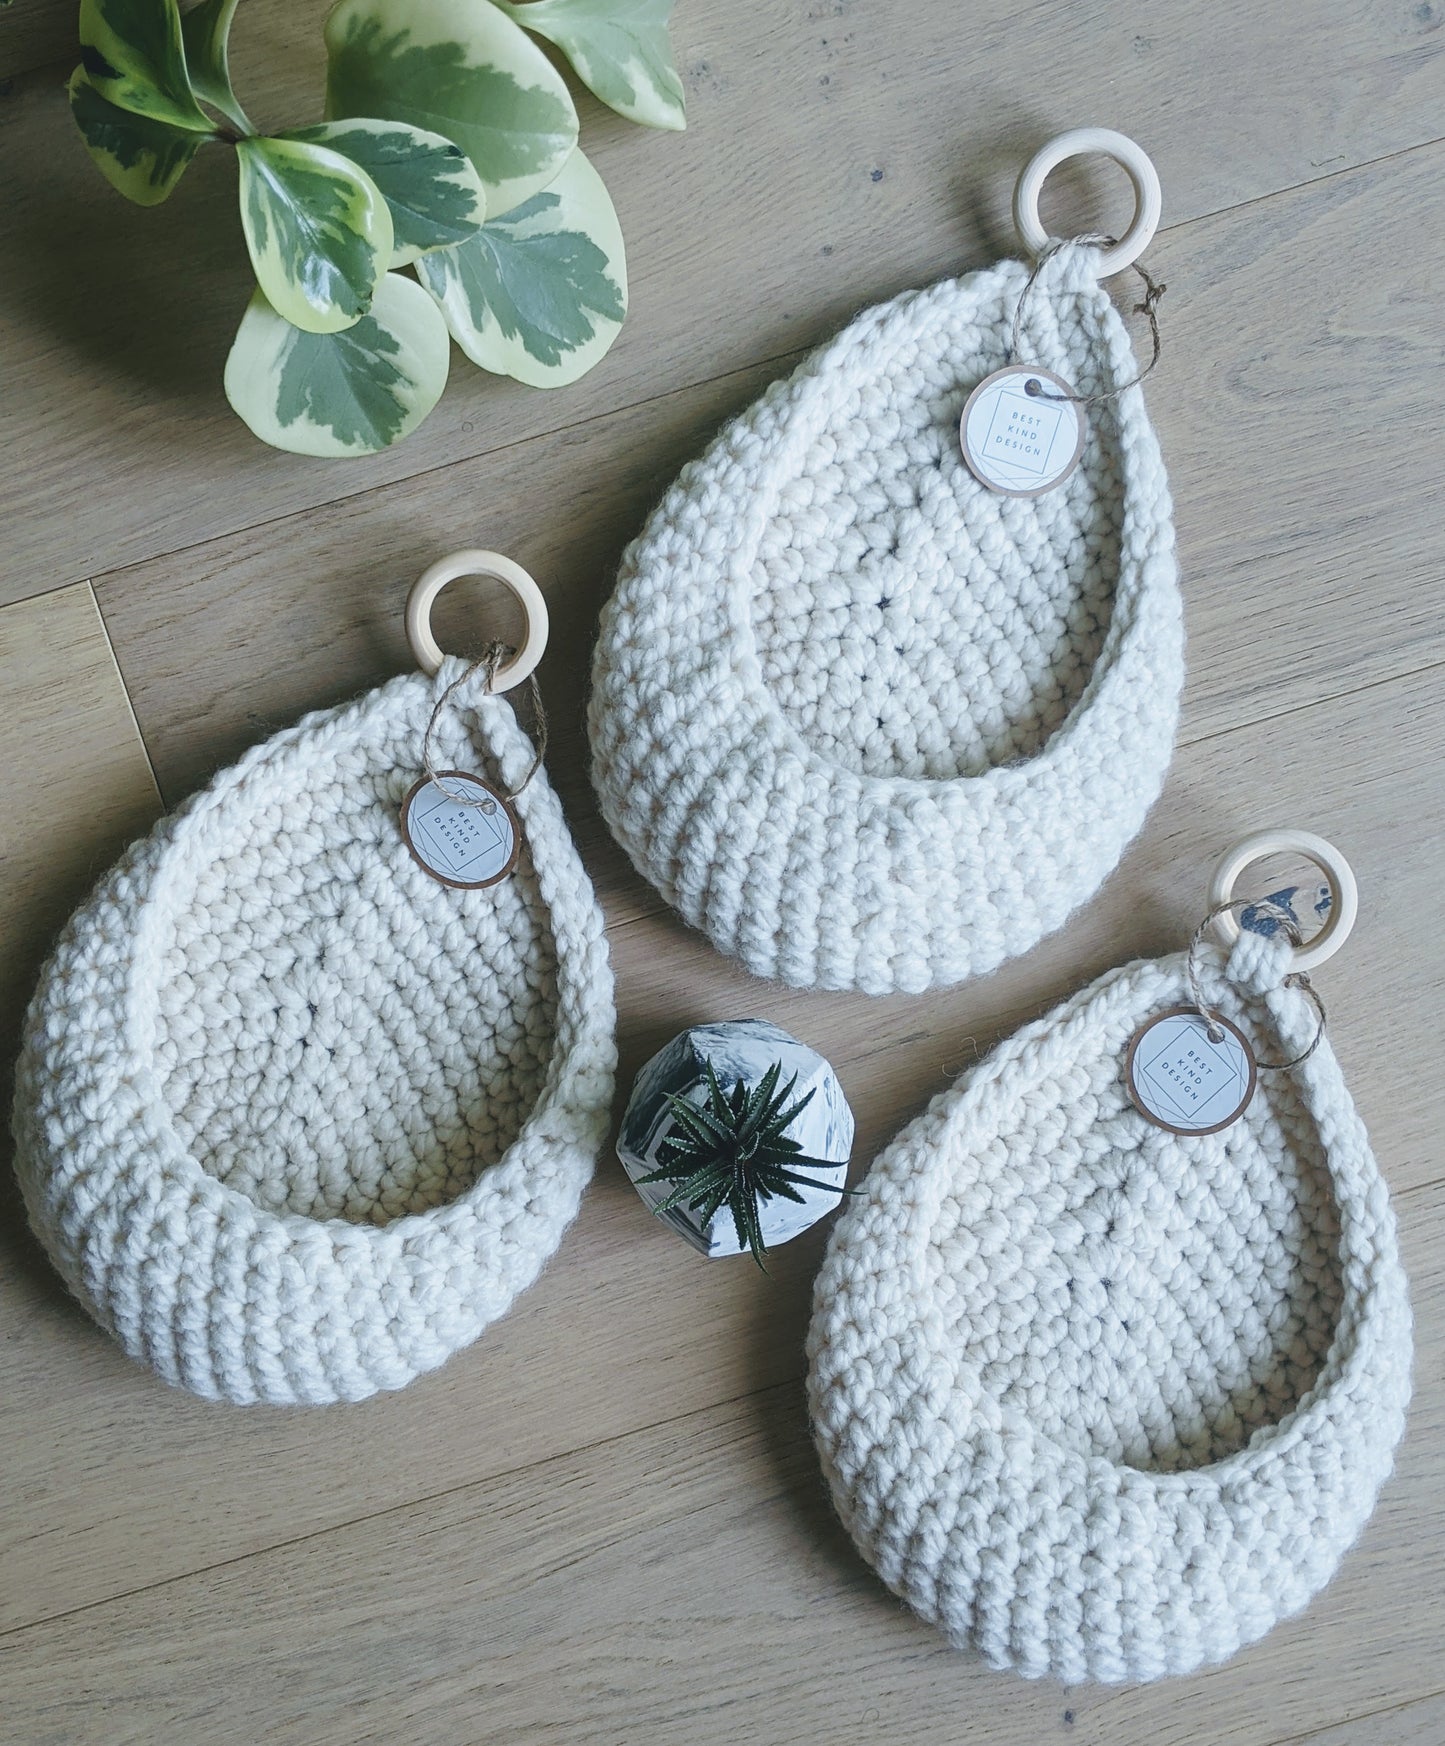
[590,242,1183,994]
[13,661,616,1406]
[807,928,1412,1682]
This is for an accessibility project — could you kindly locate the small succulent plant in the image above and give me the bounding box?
[638,1060,853,1270]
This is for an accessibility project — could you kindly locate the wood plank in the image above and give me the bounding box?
[1285,1692,1445,1746]
[0,584,161,1065]
[0,1,74,80]
[0,584,164,1661]
[5,0,1445,600]
[94,138,1445,828]
[0,1175,1439,1746]
[0,660,1439,1634]
[7,8,1442,1737]
[95,353,786,811]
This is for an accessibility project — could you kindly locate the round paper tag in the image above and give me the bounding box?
[400,771,520,890]
[960,365,1086,496]
[1125,1007,1258,1136]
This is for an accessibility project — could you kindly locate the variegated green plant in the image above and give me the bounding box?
[69,0,686,456]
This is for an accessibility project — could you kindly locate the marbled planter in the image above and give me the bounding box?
[618,1018,854,1258]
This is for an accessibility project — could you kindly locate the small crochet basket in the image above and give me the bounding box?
[13,554,616,1406]
[590,130,1183,994]
[807,837,1411,1682]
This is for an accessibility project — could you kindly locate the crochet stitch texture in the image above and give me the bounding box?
[13,660,616,1406]
[590,243,1184,994]
[806,930,1412,1682]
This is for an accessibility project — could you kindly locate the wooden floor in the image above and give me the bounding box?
[2,2,1443,1740]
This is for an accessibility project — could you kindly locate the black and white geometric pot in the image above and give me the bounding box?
[618,1018,854,1258]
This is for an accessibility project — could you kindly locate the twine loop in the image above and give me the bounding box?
[420,643,549,808]
[1008,233,1166,406]
[1186,897,1328,1072]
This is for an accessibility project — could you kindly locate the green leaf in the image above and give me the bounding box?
[759,1163,852,1199]
[729,1184,768,1272]
[79,0,212,131]
[224,271,450,456]
[754,1175,808,1207]
[694,1181,732,1229]
[68,66,207,205]
[740,1060,782,1136]
[656,1095,730,1153]
[703,1059,730,1116]
[493,0,685,132]
[286,119,486,267]
[649,1162,728,1209]
[417,147,625,388]
[179,0,250,132]
[767,1084,816,1137]
[324,0,578,219]
[670,1082,729,1138]
[236,135,392,333]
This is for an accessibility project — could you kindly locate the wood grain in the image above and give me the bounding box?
[1289,1691,1445,1746]
[0,583,161,1064]
[92,139,1445,829]
[4,5,1444,1739]
[0,1175,1438,1746]
[0,0,74,80]
[1,660,1439,1637]
[4,0,1444,600]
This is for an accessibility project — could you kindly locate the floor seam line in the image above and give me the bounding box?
[1176,654,1445,755]
[10,131,1445,609]
[74,347,811,603]
[0,1376,800,1642]
[3,1168,1440,1639]
[84,582,165,809]
[1259,1683,1445,1746]
[599,650,1445,943]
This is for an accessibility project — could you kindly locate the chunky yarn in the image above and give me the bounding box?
[590,242,1183,994]
[807,931,1412,1682]
[13,659,616,1406]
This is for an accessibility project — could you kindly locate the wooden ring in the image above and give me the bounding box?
[405,551,549,690]
[1013,128,1162,279]
[1208,829,1359,972]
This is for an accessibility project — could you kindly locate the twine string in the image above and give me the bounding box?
[420,642,549,808]
[1007,233,1166,406]
[1186,896,1328,1072]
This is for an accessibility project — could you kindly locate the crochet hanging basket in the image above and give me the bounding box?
[806,928,1412,1683]
[13,661,616,1406]
[589,230,1183,995]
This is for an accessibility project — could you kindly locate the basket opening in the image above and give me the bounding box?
[933,1068,1346,1474]
[748,335,1122,783]
[149,782,560,1227]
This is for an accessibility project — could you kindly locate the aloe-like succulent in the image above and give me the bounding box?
[69,0,686,455]
[638,1060,854,1270]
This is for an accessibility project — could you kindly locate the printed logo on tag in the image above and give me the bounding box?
[960,365,1086,496]
[1125,1007,1258,1135]
[400,771,520,889]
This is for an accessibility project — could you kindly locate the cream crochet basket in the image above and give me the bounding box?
[590,132,1183,994]
[13,560,615,1406]
[807,903,1412,1682]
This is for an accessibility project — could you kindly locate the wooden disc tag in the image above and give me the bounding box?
[1125,1007,1258,1135]
[400,771,520,890]
[960,365,1086,495]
